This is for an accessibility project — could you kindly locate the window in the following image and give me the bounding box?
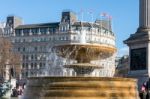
[31,55,34,60]
[22,55,25,60]
[31,28,38,35]
[26,55,28,60]
[49,28,53,34]
[23,47,26,52]
[40,28,47,34]
[43,63,45,68]
[15,29,21,36]
[31,63,34,69]
[26,63,28,69]
[35,55,37,60]
[53,28,56,33]
[75,26,78,30]
[26,72,28,77]
[49,28,57,34]
[23,39,26,42]
[34,63,37,69]
[18,47,20,52]
[66,36,68,40]
[88,27,91,31]
[59,37,61,40]
[31,72,33,75]
[49,38,51,41]
[62,26,66,32]
[22,63,25,69]
[23,29,30,36]
[53,37,55,41]
[15,39,17,42]
[22,72,24,77]
[34,47,38,52]
[62,37,64,40]
[39,71,42,75]
[39,63,42,69]
[73,36,76,40]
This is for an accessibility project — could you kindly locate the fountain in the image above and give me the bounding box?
[23,41,138,99]
[22,12,139,99]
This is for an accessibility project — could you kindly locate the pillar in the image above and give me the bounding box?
[139,0,150,28]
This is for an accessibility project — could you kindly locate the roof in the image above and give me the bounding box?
[15,21,112,32]
[15,22,60,29]
[72,22,100,28]
[72,22,111,32]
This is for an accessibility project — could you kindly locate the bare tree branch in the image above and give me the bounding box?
[0,37,21,79]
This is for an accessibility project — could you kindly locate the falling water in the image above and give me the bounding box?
[78,29,86,44]
[43,48,64,76]
[39,45,81,77]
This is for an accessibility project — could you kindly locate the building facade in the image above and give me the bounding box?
[115,55,129,77]
[1,11,116,80]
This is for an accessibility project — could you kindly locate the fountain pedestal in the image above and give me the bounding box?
[64,63,101,76]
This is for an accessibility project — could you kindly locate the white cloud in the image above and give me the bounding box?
[117,47,129,57]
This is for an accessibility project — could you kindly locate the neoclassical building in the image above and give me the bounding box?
[1,11,116,80]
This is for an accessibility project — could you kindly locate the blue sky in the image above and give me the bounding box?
[0,0,139,56]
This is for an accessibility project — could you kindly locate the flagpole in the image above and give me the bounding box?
[110,16,113,33]
[108,15,112,35]
[100,13,104,36]
[88,9,94,43]
[90,10,93,43]
[76,12,79,22]
[91,13,93,43]
[81,9,84,22]
[80,9,83,43]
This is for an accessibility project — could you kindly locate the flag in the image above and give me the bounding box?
[77,9,84,15]
[108,15,112,20]
[80,9,84,14]
[100,12,108,17]
[100,13,113,20]
[88,9,93,15]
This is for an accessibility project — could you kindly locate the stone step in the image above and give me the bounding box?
[41,97,138,99]
[42,89,137,97]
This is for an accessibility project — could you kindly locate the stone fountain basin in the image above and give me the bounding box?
[23,77,139,99]
[54,44,117,61]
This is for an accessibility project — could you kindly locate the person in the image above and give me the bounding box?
[146,81,149,99]
[17,85,23,95]
[23,83,26,89]
[140,81,149,99]
[11,87,18,97]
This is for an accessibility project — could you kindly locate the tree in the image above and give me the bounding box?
[0,37,21,80]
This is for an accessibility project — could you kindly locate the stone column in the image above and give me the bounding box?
[139,0,150,28]
[148,32,150,76]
